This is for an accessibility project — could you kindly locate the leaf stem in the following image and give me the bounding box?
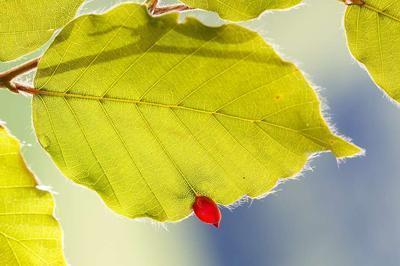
[0,57,40,93]
[0,81,39,95]
[10,83,41,95]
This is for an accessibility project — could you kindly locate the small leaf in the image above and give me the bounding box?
[33,4,361,222]
[0,0,84,62]
[180,0,302,21]
[0,125,65,265]
[345,0,400,102]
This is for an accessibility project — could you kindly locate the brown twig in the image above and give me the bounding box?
[12,83,40,95]
[153,4,193,15]
[148,0,159,14]
[147,0,193,15]
[0,57,39,82]
[0,57,40,93]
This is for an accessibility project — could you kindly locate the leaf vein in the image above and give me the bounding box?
[63,98,123,209]
[134,105,197,195]
[36,91,331,147]
[170,109,243,194]
[363,3,400,22]
[0,232,47,264]
[98,101,169,219]
[139,33,221,101]
[176,50,258,106]
[102,24,180,99]
[212,115,270,172]
[63,9,140,93]
[37,95,67,167]
[215,69,297,112]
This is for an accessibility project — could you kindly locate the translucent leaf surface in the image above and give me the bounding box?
[33,4,361,222]
[0,0,84,61]
[345,0,400,102]
[0,125,65,265]
[180,0,302,21]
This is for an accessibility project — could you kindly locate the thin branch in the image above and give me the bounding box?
[0,57,40,93]
[146,0,193,15]
[0,58,39,82]
[147,0,159,14]
[0,79,40,95]
[11,83,40,95]
[153,4,193,15]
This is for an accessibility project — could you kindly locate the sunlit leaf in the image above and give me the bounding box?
[345,0,400,102]
[180,0,302,21]
[0,0,84,62]
[33,4,361,222]
[0,125,65,265]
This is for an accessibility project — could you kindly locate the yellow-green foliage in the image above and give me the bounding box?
[0,126,65,265]
[0,0,84,61]
[181,0,302,21]
[32,4,360,222]
[345,0,400,102]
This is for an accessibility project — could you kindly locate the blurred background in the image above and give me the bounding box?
[1,0,400,265]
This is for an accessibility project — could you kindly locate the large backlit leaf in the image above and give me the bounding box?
[33,4,361,222]
[345,0,400,102]
[0,125,65,265]
[0,0,84,62]
[180,0,302,21]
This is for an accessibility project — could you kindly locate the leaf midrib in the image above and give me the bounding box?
[0,29,54,34]
[34,90,329,148]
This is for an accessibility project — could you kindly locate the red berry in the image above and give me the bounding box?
[192,195,221,228]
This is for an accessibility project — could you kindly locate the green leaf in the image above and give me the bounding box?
[0,125,65,265]
[180,0,302,21]
[345,1,400,102]
[33,4,361,222]
[0,0,84,62]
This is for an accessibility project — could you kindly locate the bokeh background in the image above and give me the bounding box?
[1,0,400,265]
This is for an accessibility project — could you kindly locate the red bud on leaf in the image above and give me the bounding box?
[193,196,221,228]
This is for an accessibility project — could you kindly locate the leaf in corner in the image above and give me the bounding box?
[180,0,303,21]
[345,0,400,102]
[0,0,84,62]
[33,3,361,222]
[0,125,65,265]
